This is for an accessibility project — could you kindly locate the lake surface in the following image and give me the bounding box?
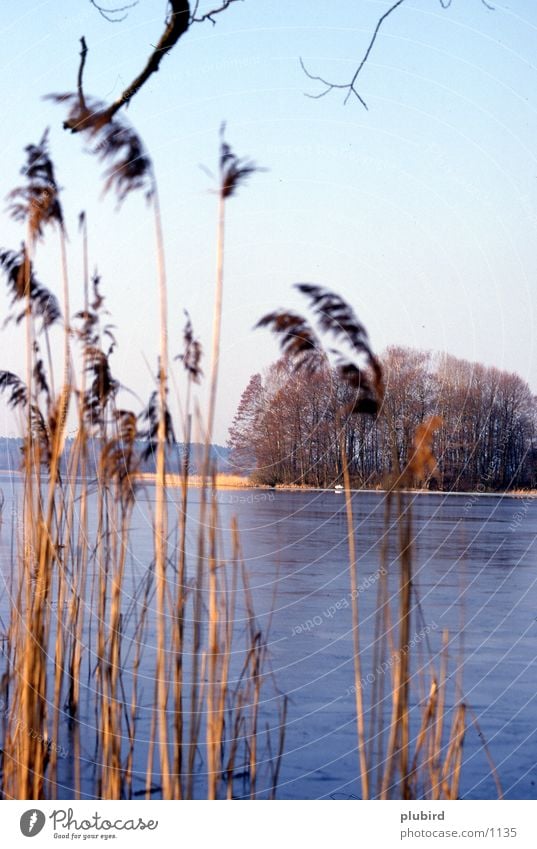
[1,474,536,800]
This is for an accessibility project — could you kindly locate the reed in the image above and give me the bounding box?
[0,122,283,801]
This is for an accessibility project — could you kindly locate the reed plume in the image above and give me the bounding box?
[257,283,384,415]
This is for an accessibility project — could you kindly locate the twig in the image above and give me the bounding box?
[301,0,407,108]
[77,37,88,112]
[190,0,242,26]
[301,0,494,108]
[90,0,138,23]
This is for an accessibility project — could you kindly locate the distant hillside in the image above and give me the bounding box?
[0,437,231,476]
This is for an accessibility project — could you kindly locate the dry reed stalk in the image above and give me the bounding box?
[397,489,412,799]
[340,430,370,799]
[206,191,225,462]
[206,479,220,799]
[170,431,190,798]
[189,133,261,799]
[169,311,202,798]
[59,228,71,393]
[152,184,172,798]
[95,482,112,796]
[170,475,188,799]
[207,487,242,798]
[440,703,466,798]
[408,677,438,795]
[124,571,152,799]
[240,556,261,800]
[187,411,206,798]
[217,521,240,789]
[66,439,90,799]
[468,708,503,799]
[224,707,244,800]
[189,159,227,799]
[430,629,449,798]
[268,695,288,800]
[145,680,158,800]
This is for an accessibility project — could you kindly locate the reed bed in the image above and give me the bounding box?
[0,109,499,802]
[0,125,285,800]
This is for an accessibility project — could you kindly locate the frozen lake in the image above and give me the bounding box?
[1,475,536,799]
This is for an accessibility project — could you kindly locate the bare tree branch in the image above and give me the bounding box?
[101,0,191,121]
[301,0,494,108]
[299,57,369,108]
[77,36,88,112]
[64,1,191,132]
[190,0,243,26]
[301,0,407,108]
[90,0,138,23]
[68,0,241,133]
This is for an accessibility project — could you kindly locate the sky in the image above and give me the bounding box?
[0,0,536,443]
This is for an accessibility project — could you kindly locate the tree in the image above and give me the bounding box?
[381,347,435,476]
[227,372,263,475]
[230,347,537,491]
[229,358,342,486]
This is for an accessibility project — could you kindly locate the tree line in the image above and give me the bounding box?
[0,438,229,476]
[228,347,537,491]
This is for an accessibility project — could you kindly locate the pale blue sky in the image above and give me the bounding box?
[1,1,536,441]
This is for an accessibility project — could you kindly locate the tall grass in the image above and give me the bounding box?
[0,125,284,800]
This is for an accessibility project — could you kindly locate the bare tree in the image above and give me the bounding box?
[230,347,536,491]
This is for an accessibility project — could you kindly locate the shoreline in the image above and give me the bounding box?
[135,474,537,499]
[0,468,534,498]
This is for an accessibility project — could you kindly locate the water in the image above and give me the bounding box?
[1,474,536,799]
